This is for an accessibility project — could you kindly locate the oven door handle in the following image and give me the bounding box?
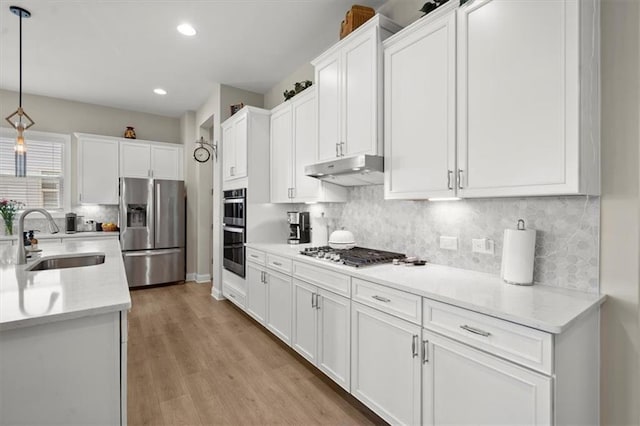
[223,198,245,204]
[223,244,245,249]
[223,225,245,233]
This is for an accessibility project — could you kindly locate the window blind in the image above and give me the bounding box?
[0,136,65,210]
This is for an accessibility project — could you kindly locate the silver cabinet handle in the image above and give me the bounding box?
[372,295,391,303]
[316,294,321,310]
[340,142,345,157]
[422,340,429,364]
[263,272,267,284]
[412,335,419,358]
[273,261,283,266]
[228,293,236,299]
[460,324,491,337]
[311,293,317,308]
[335,143,339,157]
[260,271,264,283]
[250,254,259,259]
[291,187,295,199]
[457,169,464,189]
[447,170,454,190]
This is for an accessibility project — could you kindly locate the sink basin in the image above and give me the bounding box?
[27,254,106,271]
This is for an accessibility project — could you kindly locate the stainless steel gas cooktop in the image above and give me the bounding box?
[300,246,406,267]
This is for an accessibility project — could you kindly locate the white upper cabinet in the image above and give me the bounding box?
[222,106,271,190]
[313,15,402,162]
[269,88,347,203]
[120,140,183,180]
[456,0,599,197]
[383,0,599,199]
[76,135,119,204]
[384,5,457,200]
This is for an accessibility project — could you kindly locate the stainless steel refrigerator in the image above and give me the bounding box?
[119,178,185,288]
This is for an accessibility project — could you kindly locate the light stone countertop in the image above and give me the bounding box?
[0,231,119,242]
[0,239,131,331]
[247,243,606,334]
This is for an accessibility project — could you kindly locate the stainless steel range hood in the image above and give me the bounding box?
[304,155,384,186]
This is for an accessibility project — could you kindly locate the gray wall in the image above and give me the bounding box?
[263,63,314,110]
[220,84,265,122]
[0,89,180,143]
[599,0,640,424]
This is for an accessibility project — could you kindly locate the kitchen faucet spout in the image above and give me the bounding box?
[16,208,59,265]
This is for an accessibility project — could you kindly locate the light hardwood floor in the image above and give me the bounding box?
[128,282,382,425]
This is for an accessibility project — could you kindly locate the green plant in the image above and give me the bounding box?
[0,199,24,235]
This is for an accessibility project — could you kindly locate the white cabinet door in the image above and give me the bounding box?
[316,53,341,162]
[343,29,378,157]
[270,105,293,203]
[457,0,579,196]
[222,123,235,181]
[316,289,350,391]
[246,263,267,324]
[78,137,119,204]
[292,90,322,202]
[151,145,182,180]
[384,9,456,200]
[291,279,317,364]
[351,302,421,425]
[120,142,151,178]
[422,330,552,426]
[234,114,248,179]
[265,270,292,345]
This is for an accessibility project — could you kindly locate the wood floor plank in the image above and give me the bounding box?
[128,282,380,426]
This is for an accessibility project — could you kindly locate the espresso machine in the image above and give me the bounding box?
[287,211,310,244]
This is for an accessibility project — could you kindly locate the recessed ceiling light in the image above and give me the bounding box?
[177,23,196,36]
[153,88,167,95]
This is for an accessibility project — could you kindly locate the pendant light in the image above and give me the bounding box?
[4,6,34,177]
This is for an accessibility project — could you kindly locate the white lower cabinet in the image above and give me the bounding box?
[292,278,351,391]
[246,263,267,323]
[351,302,421,425]
[422,329,552,426]
[265,269,292,344]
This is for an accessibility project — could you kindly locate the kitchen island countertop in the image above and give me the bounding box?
[246,242,605,334]
[0,239,131,331]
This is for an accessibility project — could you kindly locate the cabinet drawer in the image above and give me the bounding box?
[223,283,246,309]
[423,299,553,374]
[266,253,292,275]
[293,261,350,297]
[352,278,421,325]
[246,248,266,265]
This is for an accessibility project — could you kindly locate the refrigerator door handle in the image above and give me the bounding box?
[155,182,161,246]
[123,249,182,257]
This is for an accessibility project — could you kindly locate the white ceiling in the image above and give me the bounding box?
[0,0,384,118]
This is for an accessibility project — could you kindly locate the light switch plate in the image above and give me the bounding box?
[472,238,495,255]
[440,236,458,251]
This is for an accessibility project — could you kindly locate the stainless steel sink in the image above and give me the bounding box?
[27,254,106,271]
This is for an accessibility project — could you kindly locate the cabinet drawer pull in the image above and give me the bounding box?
[412,334,419,358]
[250,254,259,259]
[372,295,391,303]
[316,294,321,310]
[422,340,429,364]
[335,143,339,157]
[311,293,317,308]
[228,293,236,299]
[457,169,464,189]
[447,170,453,190]
[272,261,283,267]
[460,324,491,337]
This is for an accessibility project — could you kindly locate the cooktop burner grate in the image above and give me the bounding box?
[300,246,405,267]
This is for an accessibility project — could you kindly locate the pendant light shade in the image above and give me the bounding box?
[4,6,34,177]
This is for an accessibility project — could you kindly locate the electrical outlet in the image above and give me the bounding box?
[440,236,458,251]
[472,238,495,255]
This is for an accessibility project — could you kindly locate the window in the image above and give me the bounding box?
[0,128,70,211]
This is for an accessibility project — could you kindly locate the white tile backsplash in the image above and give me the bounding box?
[3,206,119,235]
[307,185,600,293]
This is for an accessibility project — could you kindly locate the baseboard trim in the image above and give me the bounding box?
[186,273,196,282]
[195,273,211,283]
[211,285,224,300]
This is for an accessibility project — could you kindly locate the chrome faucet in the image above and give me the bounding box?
[16,208,60,265]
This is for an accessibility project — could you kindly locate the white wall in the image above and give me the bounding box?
[220,84,265,122]
[180,111,197,277]
[600,1,640,424]
[0,89,180,143]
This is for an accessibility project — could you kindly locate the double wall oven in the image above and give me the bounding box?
[223,188,246,277]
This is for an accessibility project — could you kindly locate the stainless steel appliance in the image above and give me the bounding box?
[300,246,405,267]
[120,178,185,287]
[287,211,310,244]
[223,188,246,277]
[305,154,384,186]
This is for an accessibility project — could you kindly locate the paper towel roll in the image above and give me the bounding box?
[501,225,536,285]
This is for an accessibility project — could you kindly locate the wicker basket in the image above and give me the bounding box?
[340,5,375,39]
